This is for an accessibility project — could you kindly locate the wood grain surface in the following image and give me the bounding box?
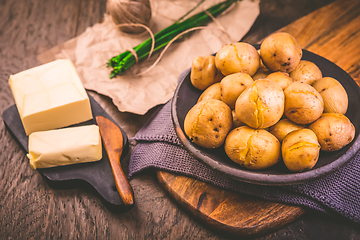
[1,0,360,239]
[278,0,360,83]
[157,171,304,236]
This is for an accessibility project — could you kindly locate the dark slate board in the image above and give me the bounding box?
[2,93,132,213]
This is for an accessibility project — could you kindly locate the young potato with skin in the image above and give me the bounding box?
[312,77,348,114]
[309,113,355,152]
[220,73,254,109]
[282,129,320,172]
[235,79,285,129]
[265,72,294,90]
[184,99,232,149]
[215,42,260,76]
[252,68,272,81]
[232,110,245,129]
[284,81,324,124]
[257,49,267,69]
[197,82,222,103]
[290,60,322,85]
[225,126,281,170]
[191,55,223,90]
[269,118,305,142]
[260,32,303,73]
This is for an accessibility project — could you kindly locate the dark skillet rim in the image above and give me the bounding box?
[171,47,360,186]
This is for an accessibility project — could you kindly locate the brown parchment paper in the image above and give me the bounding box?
[38,0,259,115]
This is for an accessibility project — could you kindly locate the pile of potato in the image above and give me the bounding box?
[184,32,355,173]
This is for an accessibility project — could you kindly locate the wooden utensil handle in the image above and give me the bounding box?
[108,150,134,206]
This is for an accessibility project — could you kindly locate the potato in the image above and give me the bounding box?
[232,110,245,129]
[309,113,355,151]
[190,55,223,90]
[284,81,324,124]
[225,126,280,170]
[265,72,294,90]
[257,49,267,69]
[312,77,348,114]
[184,99,232,148]
[269,119,305,142]
[215,42,260,76]
[289,60,322,85]
[282,129,320,172]
[220,73,254,108]
[252,68,271,81]
[197,83,222,103]
[235,79,285,129]
[260,32,303,73]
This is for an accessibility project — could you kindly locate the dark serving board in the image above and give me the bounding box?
[2,93,131,213]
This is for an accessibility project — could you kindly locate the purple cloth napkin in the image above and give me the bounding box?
[129,100,360,224]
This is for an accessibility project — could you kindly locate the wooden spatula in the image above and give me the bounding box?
[96,116,134,206]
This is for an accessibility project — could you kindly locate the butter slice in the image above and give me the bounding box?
[27,125,102,169]
[9,59,92,135]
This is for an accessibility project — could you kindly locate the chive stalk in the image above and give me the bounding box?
[107,0,237,78]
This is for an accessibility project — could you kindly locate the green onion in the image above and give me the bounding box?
[107,0,237,78]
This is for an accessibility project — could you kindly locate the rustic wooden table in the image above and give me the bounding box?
[1,0,360,239]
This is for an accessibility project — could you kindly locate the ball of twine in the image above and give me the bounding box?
[107,0,152,34]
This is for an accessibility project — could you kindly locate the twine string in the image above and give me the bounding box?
[107,0,152,34]
[98,22,155,66]
[104,0,235,77]
[133,26,207,77]
[129,8,233,77]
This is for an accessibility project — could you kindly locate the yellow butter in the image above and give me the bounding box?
[27,125,102,169]
[9,59,92,135]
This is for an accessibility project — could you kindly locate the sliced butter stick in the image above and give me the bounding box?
[8,59,93,135]
[27,125,102,169]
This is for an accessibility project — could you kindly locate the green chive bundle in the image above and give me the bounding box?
[107,0,237,78]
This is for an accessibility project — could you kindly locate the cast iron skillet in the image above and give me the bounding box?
[171,45,360,185]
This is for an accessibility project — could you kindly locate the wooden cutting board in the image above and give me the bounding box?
[156,0,360,236]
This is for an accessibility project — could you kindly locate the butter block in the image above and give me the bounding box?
[9,59,93,135]
[27,125,102,169]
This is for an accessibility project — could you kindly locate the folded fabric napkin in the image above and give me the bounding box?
[129,92,360,224]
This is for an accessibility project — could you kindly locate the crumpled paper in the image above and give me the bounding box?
[38,0,259,115]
